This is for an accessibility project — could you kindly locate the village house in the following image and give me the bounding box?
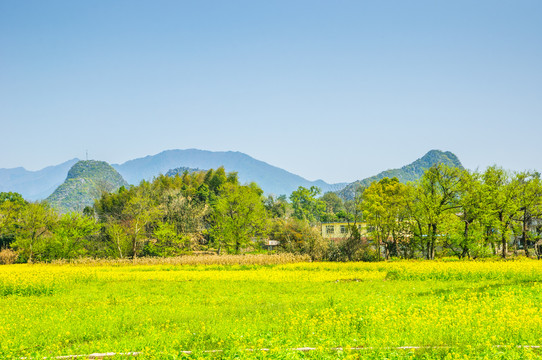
[320,222,368,241]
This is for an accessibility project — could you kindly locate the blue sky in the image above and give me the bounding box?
[1,1,541,183]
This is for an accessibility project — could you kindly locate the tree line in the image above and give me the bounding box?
[0,164,541,263]
[323,165,542,260]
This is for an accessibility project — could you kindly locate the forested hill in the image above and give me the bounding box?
[337,150,463,200]
[46,161,128,213]
[112,149,347,196]
[0,159,79,201]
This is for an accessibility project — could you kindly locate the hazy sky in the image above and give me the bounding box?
[1,1,541,183]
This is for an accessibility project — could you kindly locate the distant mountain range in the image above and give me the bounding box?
[0,158,79,200]
[46,161,128,213]
[0,149,463,205]
[337,150,464,199]
[0,149,347,200]
[111,149,347,196]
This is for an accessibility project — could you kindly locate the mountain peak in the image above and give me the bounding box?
[46,160,128,213]
[67,160,117,180]
[418,150,462,168]
[337,150,463,200]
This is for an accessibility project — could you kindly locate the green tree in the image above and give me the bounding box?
[513,171,542,257]
[481,166,521,258]
[362,177,409,260]
[161,189,209,248]
[123,184,162,259]
[49,213,100,259]
[407,165,462,260]
[448,170,485,258]
[94,185,133,223]
[343,184,365,224]
[264,195,292,219]
[105,221,131,258]
[144,221,190,257]
[207,167,228,195]
[0,192,26,205]
[289,186,325,224]
[0,192,27,248]
[211,183,268,254]
[12,202,55,262]
[321,192,344,213]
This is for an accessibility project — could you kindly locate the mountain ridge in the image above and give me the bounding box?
[0,149,462,202]
[112,149,347,196]
[337,150,464,200]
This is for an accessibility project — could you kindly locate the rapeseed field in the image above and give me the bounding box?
[1,260,542,359]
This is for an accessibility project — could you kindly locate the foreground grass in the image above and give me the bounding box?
[1,260,542,359]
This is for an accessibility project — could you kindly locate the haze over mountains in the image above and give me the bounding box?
[0,158,79,200]
[0,149,462,206]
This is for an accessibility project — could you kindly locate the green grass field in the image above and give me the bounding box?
[2,259,542,359]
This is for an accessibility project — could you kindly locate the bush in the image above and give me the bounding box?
[0,248,19,265]
[269,218,328,261]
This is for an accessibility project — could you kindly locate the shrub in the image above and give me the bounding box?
[0,248,19,265]
[270,218,328,260]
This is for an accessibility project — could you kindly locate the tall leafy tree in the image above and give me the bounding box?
[321,192,345,214]
[407,165,462,259]
[264,195,292,219]
[0,192,27,248]
[514,171,542,257]
[50,213,100,259]
[481,166,521,258]
[123,184,162,259]
[161,189,209,248]
[362,177,408,259]
[450,170,484,258]
[105,221,131,258]
[211,183,268,254]
[12,202,55,262]
[146,221,190,257]
[290,186,325,224]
